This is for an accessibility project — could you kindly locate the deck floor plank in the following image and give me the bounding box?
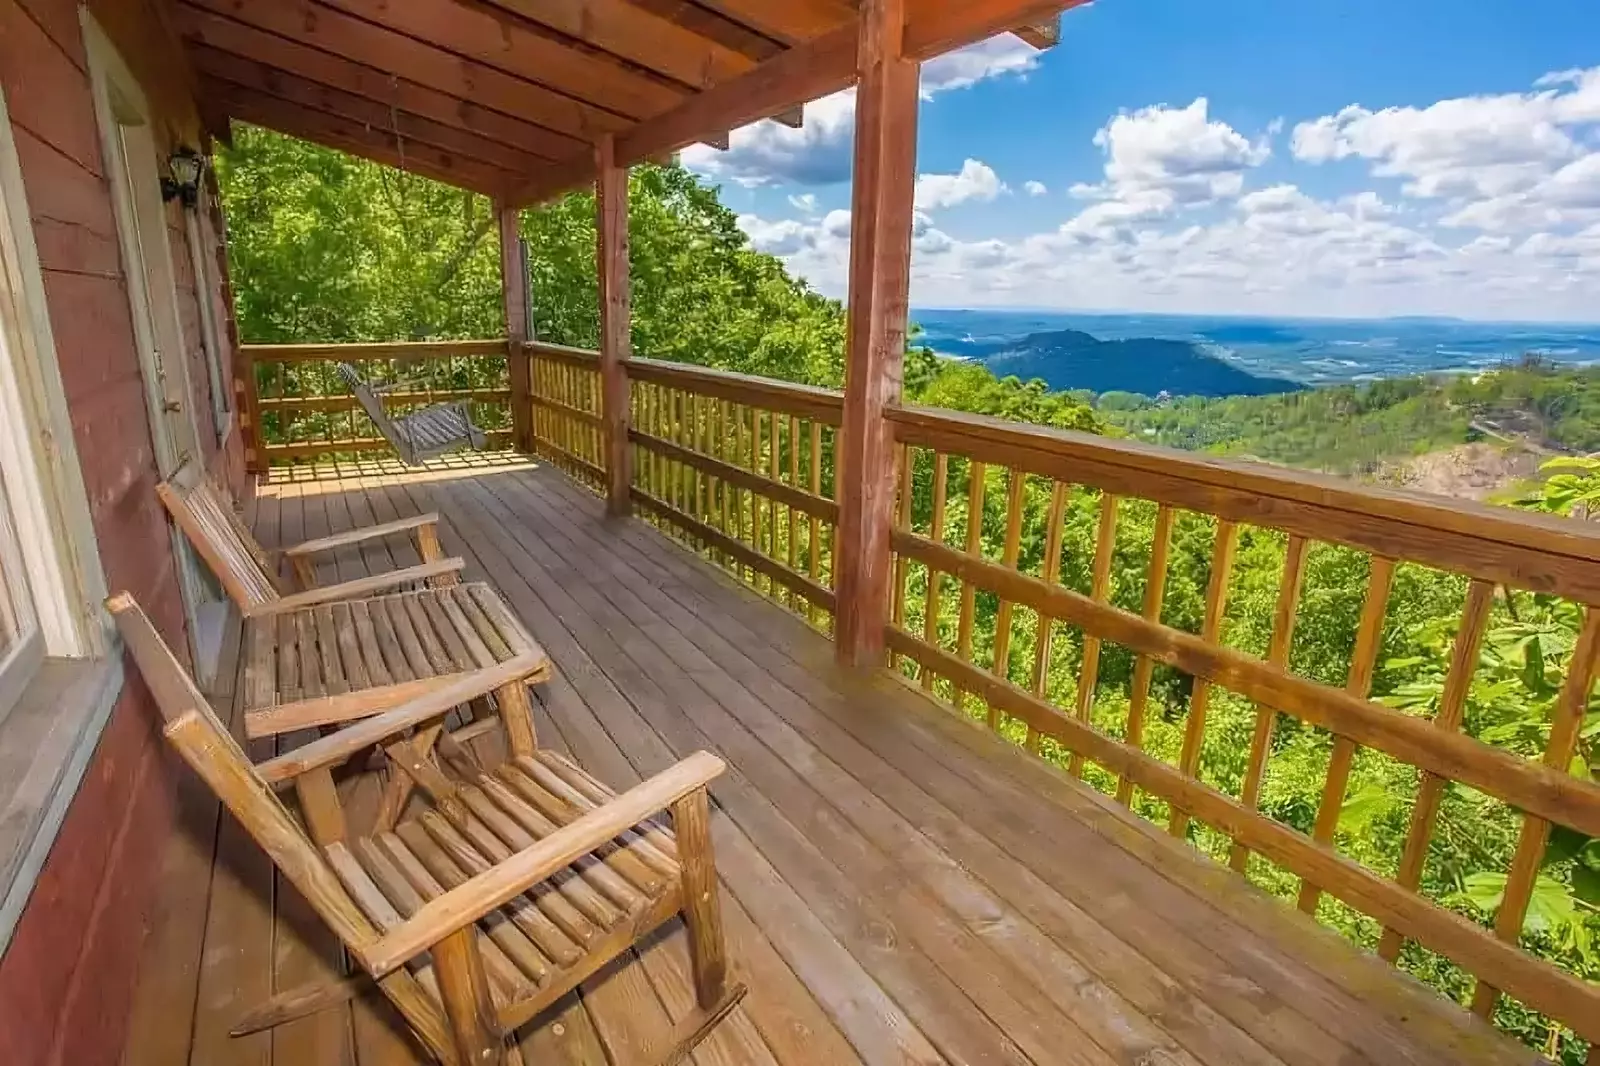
[118,455,1541,1066]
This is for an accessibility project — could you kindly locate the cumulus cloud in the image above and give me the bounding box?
[730,70,1600,320]
[681,35,1040,188]
[787,193,819,214]
[1079,98,1273,208]
[914,159,1007,211]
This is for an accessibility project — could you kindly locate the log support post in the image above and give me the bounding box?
[834,0,920,668]
[497,202,534,454]
[596,134,633,518]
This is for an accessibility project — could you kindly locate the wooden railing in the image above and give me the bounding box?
[526,342,606,493]
[526,351,1600,1055]
[241,340,514,467]
[885,403,1600,1056]
[625,358,843,631]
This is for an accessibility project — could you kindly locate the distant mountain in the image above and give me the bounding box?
[978,329,1302,398]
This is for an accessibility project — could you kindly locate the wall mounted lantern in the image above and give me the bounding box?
[160,146,204,208]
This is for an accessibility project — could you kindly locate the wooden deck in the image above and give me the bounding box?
[120,454,1541,1066]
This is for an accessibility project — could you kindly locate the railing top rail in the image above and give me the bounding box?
[888,402,1600,602]
[244,339,510,363]
[626,356,845,425]
[526,340,602,363]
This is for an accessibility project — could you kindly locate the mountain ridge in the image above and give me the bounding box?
[977,328,1302,398]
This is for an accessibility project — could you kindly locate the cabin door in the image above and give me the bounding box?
[86,17,226,682]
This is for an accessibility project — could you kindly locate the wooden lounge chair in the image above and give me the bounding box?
[109,591,744,1066]
[156,458,466,613]
[339,362,489,467]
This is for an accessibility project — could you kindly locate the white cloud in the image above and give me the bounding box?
[727,68,1600,320]
[681,35,1040,189]
[1080,98,1272,208]
[914,159,1007,211]
[787,193,819,214]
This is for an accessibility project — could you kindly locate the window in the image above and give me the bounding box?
[0,480,41,718]
[187,181,232,442]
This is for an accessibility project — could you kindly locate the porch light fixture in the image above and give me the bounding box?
[160,146,204,208]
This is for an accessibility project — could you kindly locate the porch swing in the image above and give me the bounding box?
[338,361,489,466]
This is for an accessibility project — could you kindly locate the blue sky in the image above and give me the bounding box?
[682,0,1600,321]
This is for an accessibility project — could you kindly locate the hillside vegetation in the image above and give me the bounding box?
[218,127,1599,1063]
[1099,358,1600,474]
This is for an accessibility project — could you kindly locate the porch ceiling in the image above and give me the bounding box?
[176,0,1081,200]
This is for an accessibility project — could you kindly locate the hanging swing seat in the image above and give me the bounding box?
[339,362,488,467]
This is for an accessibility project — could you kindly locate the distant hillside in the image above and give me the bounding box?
[1099,357,1600,478]
[979,329,1301,398]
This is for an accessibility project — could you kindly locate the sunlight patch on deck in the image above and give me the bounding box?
[255,450,540,497]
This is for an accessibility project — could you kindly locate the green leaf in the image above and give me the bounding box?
[1575,863,1600,907]
[1544,825,1591,866]
[1451,872,1507,913]
[1338,781,1396,834]
[1522,877,1577,936]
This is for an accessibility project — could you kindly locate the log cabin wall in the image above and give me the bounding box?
[0,1,241,1062]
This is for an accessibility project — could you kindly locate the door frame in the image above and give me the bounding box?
[83,14,220,678]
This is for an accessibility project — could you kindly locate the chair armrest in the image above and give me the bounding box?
[361,751,726,977]
[253,653,546,786]
[282,513,442,558]
[244,559,465,616]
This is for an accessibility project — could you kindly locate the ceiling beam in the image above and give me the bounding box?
[177,9,583,161]
[511,0,1088,206]
[689,0,855,44]
[315,0,679,119]
[617,0,785,63]
[213,83,516,195]
[192,49,548,174]
[466,0,754,89]
[1010,16,1062,49]
[182,0,628,140]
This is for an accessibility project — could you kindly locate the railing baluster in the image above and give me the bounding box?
[1230,533,1311,872]
[1170,517,1239,836]
[789,415,802,606]
[922,452,949,693]
[1472,606,1600,1019]
[1068,493,1120,778]
[953,459,987,716]
[989,468,1027,730]
[1027,481,1069,754]
[809,421,823,626]
[1298,554,1398,913]
[891,444,913,667]
[1378,578,1494,959]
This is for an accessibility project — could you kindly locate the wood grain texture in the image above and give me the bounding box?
[596,135,633,517]
[120,458,1554,1066]
[833,0,918,668]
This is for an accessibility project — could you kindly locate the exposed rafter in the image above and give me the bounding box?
[193,49,547,174]
[512,1,1090,206]
[177,6,583,161]
[211,82,517,195]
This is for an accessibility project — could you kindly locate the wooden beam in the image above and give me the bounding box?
[181,0,625,141]
[618,0,786,62]
[1011,16,1062,49]
[176,5,584,160]
[834,0,919,668]
[691,0,855,44]
[212,84,515,195]
[469,0,754,89]
[192,49,547,174]
[316,0,678,119]
[596,134,632,518]
[498,203,535,454]
[772,106,805,129]
[509,0,1088,205]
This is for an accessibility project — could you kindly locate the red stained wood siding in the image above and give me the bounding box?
[0,1,241,1062]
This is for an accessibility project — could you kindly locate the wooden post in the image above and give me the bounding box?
[833,0,920,668]
[596,134,633,517]
[497,202,534,455]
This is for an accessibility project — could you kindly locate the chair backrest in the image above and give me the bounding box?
[155,461,280,611]
[106,593,380,956]
[337,363,407,452]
